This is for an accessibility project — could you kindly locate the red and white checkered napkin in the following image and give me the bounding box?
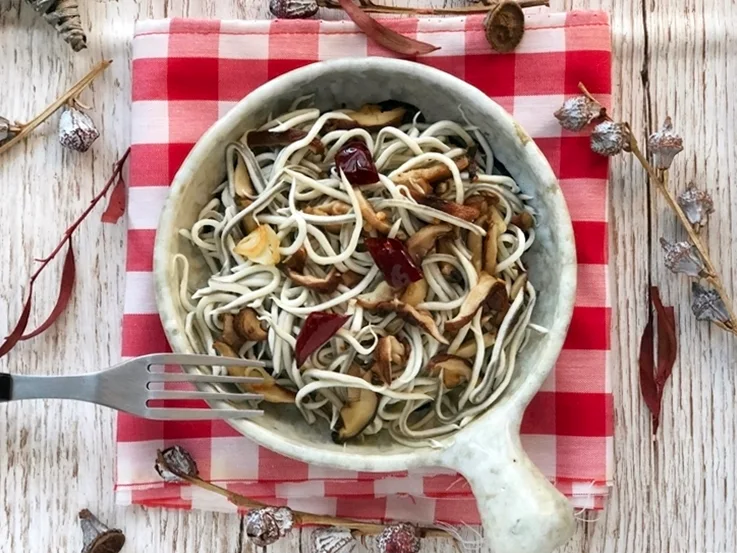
[116,10,613,523]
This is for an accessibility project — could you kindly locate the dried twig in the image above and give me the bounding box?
[0,60,111,157]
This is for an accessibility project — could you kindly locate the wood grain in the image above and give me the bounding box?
[1,0,736,551]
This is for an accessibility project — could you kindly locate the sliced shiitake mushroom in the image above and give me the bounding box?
[400,278,428,307]
[468,214,487,275]
[219,314,244,349]
[286,267,341,293]
[454,332,497,359]
[247,129,324,154]
[343,104,407,129]
[282,247,307,273]
[405,176,433,200]
[427,354,473,389]
[405,224,452,262]
[354,188,391,234]
[392,155,470,186]
[303,201,352,234]
[340,270,364,288]
[445,272,506,333]
[420,196,481,222]
[332,365,379,443]
[437,237,461,281]
[369,298,448,345]
[484,206,507,275]
[234,308,268,342]
[510,211,535,232]
[371,335,408,384]
[213,341,296,403]
[355,281,396,310]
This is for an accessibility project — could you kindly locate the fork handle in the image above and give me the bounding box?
[0,372,96,402]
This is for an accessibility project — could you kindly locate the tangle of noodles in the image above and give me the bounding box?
[175,100,547,446]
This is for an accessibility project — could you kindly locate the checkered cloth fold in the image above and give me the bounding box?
[116,10,613,524]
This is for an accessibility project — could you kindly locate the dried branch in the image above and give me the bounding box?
[0,60,111,157]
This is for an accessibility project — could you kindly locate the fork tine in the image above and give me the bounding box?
[144,408,263,420]
[143,353,271,368]
[147,390,262,402]
[148,373,265,384]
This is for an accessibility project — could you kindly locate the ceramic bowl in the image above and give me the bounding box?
[154,57,577,553]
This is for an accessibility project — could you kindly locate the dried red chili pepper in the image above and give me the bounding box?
[335,139,379,185]
[365,237,423,288]
[295,312,351,367]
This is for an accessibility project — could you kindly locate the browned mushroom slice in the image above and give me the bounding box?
[371,335,408,384]
[303,202,351,234]
[420,196,481,222]
[247,129,324,154]
[219,314,244,349]
[234,308,268,342]
[340,270,364,288]
[468,214,487,275]
[392,155,470,186]
[483,206,506,275]
[286,267,341,293]
[332,365,379,443]
[354,188,392,234]
[405,224,452,262]
[405,176,433,200]
[233,196,258,234]
[436,237,459,280]
[454,332,497,359]
[355,281,396,310]
[445,272,506,333]
[344,104,407,129]
[510,211,535,232]
[371,298,448,345]
[282,247,307,273]
[427,354,473,389]
[400,278,428,306]
[213,341,296,403]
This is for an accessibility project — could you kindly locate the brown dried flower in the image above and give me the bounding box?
[660,238,704,277]
[59,107,99,152]
[269,0,318,18]
[483,1,524,53]
[78,509,125,553]
[312,527,356,553]
[677,184,714,228]
[155,445,199,482]
[691,282,730,323]
[377,522,421,553]
[554,96,602,132]
[647,116,683,169]
[590,121,627,156]
[245,506,295,546]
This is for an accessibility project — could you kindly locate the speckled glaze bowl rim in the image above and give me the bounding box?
[153,57,577,473]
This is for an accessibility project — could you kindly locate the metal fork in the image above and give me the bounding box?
[0,353,267,420]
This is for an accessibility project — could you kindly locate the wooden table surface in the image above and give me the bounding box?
[2,0,736,551]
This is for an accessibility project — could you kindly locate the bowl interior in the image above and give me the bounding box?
[154,58,576,469]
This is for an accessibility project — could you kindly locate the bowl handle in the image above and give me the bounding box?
[441,423,575,553]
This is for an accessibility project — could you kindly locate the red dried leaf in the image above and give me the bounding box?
[21,239,76,340]
[101,175,127,223]
[0,284,34,358]
[651,286,677,389]
[338,0,439,56]
[638,307,659,432]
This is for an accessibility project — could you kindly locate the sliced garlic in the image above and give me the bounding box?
[234,225,281,266]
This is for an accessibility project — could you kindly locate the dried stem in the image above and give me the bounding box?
[577,82,737,335]
[158,453,450,539]
[319,0,548,15]
[0,59,111,157]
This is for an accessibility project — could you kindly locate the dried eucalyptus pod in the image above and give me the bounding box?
[377,523,421,553]
[26,0,87,52]
[58,107,99,152]
[245,507,295,546]
[691,282,730,323]
[312,527,356,553]
[554,96,603,132]
[647,116,683,169]
[155,445,199,482]
[660,237,705,277]
[677,184,714,229]
[78,509,126,553]
[270,0,319,18]
[483,1,524,53]
[590,121,627,156]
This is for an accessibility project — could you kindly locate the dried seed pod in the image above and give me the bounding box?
[590,121,626,156]
[78,509,126,553]
[26,0,87,52]
[554,96,603,132]
[312,527,356,553]
[269,0,318,18]
[155,445,199,482]
[245,507,295,546]
[691,282,730,323]
[377,522,421,553]
[647,116,683,169]
[0,116,18,144]
[483,1,524,53]
[58,107,99,152]
[677,184,714,228]
[660,237,704,277]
